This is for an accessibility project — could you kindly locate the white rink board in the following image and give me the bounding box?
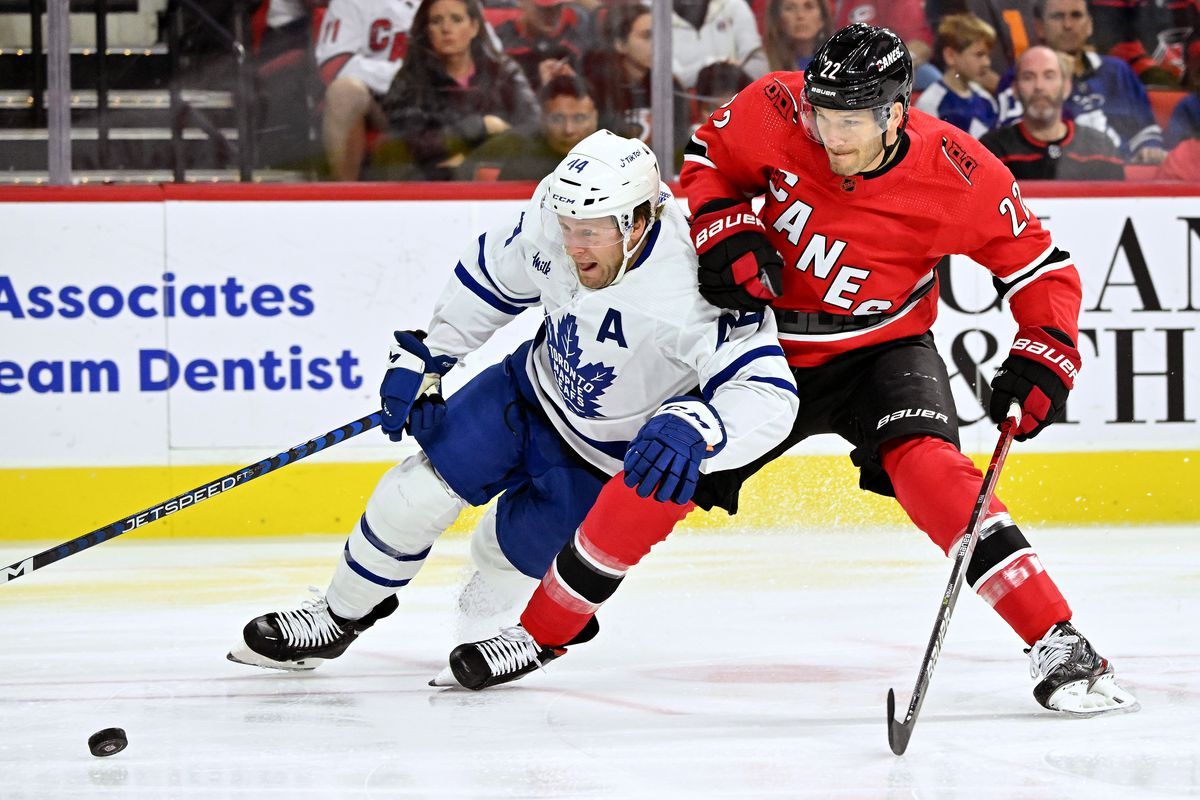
[1,194,1198,468]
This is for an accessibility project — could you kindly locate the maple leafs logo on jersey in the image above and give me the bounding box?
[545,313,616,418]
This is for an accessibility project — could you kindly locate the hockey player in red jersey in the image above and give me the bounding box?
[447,23,1138,718]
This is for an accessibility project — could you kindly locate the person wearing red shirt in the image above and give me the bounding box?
[447,24,1138,720]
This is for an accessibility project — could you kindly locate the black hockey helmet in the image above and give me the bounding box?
[803,23,913,113]
[800,23,914,156]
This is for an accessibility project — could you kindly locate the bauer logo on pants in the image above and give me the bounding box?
[877,408,950,430]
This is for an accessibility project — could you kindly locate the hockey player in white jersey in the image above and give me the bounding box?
[227,131,799,671]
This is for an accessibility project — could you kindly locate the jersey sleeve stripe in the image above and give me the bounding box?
[747,375,799,394]
[476,232,540,305]
[453,263,527,315]
[701,345,788,400]
[684,153,718,169]
[991,246,1073,301]
[1128,124,1163,151]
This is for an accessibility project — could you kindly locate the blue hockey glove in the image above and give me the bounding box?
[380,330,457,442]
[624,397,727,505]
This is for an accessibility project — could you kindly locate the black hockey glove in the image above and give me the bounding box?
[989,326,1080,441]
[689,200,783,312]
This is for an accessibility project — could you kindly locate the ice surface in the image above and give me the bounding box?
[1,526,1196,798]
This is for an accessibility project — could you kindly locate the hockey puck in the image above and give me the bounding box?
[88,728,128,758]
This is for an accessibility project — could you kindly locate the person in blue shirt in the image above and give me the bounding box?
[915,13,1000,138]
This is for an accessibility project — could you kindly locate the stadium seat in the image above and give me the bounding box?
[1149,90,1187,129]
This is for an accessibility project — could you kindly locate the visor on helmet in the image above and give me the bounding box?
[540,204,626,255]
[799,90,894,147]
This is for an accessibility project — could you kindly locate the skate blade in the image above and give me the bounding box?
[226,642,323,672]
[1047,674,1141,717]
[428,665,463,688]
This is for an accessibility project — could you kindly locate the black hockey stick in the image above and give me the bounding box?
[886,402,1023,755]
[1,411,383,586]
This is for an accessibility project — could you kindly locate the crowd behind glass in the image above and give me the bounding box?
[7,0,1200,181]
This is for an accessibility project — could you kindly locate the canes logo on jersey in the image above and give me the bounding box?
[545,314,616,418]
[766,168,894,315]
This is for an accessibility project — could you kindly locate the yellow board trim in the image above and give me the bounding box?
[1,451,1196,542]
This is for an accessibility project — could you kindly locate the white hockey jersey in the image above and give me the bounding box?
[315,0,418,95]
[423,180,799,476]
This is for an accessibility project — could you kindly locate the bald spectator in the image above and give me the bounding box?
[982,46,1124,179]
[995,0,1166,163]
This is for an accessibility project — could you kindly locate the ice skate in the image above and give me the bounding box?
[446,625,565,690]
[444,616,599,690]
[1027,622,1139,716]
[227,589,399,671]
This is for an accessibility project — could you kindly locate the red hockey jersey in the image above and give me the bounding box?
[681,72,1083,367]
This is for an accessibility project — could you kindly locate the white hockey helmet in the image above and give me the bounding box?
[544,130,663,284]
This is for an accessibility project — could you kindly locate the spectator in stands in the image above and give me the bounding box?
[671,0,768,89]
[584,3,688,156]
[982,46,1124,179]
[996,0,1166,163]
[376,0,539,180]
[1165,41,1200,148]
[493,0,593,90]
[315,0,418,181]
[762,0,831,72]
[916,13,1000,136]
[463,74,599,179]
[931,0,1038,85]
[691,62,753,132]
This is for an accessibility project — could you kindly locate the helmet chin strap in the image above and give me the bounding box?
[608,208,660,288]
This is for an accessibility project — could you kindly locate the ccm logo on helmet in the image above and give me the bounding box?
[876,47,904,71]
[1012,338,1079,380]
[552,193,575,205]
[693,213,765,249]
[877,408,950,429]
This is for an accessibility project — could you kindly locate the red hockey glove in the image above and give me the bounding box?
[690,200,783,312]
[989,326,1080,441]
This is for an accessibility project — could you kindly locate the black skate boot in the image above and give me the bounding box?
[227,590,399,671]
[445,617,599,691]
[1026,621,1139,715]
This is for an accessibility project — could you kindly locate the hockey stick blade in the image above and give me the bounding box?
[1,411,383,586]
[885,402,1022,755]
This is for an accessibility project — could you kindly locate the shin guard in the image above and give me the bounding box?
[521,475,694,647]
[882,436,1071,646]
